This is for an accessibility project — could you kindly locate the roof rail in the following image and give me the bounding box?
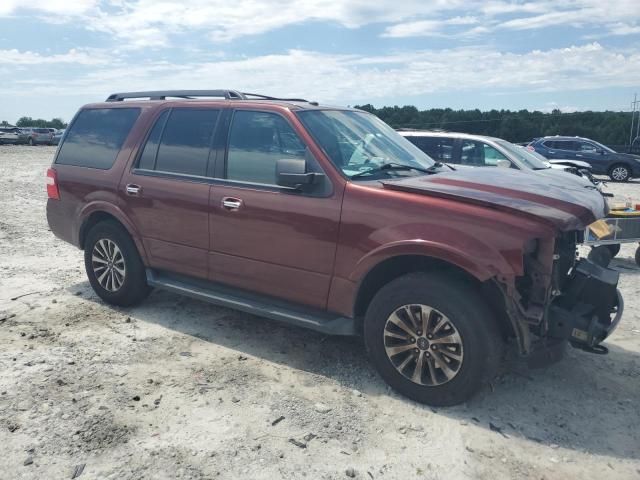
[105,90,247,102]
[241,92,310,102]
[105,90,312,103]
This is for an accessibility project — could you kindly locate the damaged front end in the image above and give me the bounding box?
[546,259,623,354]
[499,231,623,365]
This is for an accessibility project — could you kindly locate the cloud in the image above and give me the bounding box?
[3,43,638,106]
[2,0,639,46]
[0,0,97,16]
[382,16,478,38]
[0,48,110,65]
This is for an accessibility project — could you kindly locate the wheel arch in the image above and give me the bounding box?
[353,254,516,341]
[78,206,149,265]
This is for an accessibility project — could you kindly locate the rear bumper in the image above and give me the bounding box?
[546,259,622,350]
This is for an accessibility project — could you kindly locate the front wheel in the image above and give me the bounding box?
[364,272,503,406]
[84,221,151,306]
[609,164,630,182]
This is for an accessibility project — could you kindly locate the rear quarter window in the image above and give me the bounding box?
[56,108,140,169]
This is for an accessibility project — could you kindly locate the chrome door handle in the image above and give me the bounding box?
[126,184,141,196]
[222,197,243,210]
[575,154,583,157]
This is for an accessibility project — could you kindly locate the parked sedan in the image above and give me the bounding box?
[528,136,640,182]
[398,130,596,181]
[21,127,54,145]
[52,129,65,145]
[0,127,22,144]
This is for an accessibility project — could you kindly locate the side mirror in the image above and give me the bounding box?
[276,158,324,190]
[496,159,511,169]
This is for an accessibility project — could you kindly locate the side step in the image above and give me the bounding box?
[146,269,357,336]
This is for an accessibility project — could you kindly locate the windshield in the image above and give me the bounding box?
[495,139,549,170]
[297,110,435,179]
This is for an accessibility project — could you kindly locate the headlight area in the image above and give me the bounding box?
[533,230,622,355]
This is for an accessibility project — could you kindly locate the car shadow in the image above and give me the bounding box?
[70,280,640,461]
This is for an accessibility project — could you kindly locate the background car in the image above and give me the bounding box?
[21,127,54,145]
[52,129,65,145]
[0,127,22,144]
[398,130,601,188]
[528,135,640,182]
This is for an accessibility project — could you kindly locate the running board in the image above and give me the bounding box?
[145,269,356,336]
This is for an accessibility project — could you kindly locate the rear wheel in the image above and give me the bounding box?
[84,221,151,306]
[609,164,630,182]
[364,272,503,406]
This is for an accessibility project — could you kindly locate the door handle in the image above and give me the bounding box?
[126,184,141,196]
[575,154,583,157]
[221,197,243,210]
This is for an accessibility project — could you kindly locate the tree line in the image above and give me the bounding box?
[1,117,68,129]
[355,105,633,147]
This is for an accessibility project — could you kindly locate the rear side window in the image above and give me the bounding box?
[406,136,454,162]
[56,108,140,169]
[154,109,219,176]
[544,140,576,151]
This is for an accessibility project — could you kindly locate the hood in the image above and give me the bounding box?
[381,168,607,231]
[548,159,592,170]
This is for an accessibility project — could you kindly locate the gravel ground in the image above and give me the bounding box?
[1,145,639,480]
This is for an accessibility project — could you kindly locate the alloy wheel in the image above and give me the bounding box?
[383,304,464,386]
[91,239,126,292]
[611,166,629,181]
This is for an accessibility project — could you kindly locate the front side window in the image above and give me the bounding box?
[578,141,598,152]
[297,110,434,179]
[460,140,508,167]
[153,109,219,176]
[56,108,140,169]
[226,110,307,185]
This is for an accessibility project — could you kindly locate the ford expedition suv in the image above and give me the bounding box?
[46,90,623,406]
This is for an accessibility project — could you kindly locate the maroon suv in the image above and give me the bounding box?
[46,90,622,406]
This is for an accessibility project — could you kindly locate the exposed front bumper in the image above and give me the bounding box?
[546,259,623,352]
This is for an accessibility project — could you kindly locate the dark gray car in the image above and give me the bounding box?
[528,136,640,182]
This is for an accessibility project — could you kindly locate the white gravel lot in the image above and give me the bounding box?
[1,145,639,480]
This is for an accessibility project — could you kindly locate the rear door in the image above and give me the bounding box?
[208,108,342,309]
[120,107,220,280]
[543,140,577,159]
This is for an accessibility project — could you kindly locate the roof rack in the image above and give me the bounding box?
[105,90,311,103]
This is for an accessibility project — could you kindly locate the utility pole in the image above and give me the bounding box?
[631,93,639,148]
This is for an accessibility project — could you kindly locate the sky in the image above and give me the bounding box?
[1,0,639,123]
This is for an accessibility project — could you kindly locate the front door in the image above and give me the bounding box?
[208,109,343,309]
[573,140,609,174]
[120,107,220,279]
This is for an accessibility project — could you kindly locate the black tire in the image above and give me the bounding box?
[84,220,151,306]
[606,243,621,257]
[588,245,613,267]
[635,246,640,267]
[364,272,503,406]
[608,164,630,182]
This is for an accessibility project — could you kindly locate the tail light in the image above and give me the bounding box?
[46,168,60,200]
[526,145,535,151]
